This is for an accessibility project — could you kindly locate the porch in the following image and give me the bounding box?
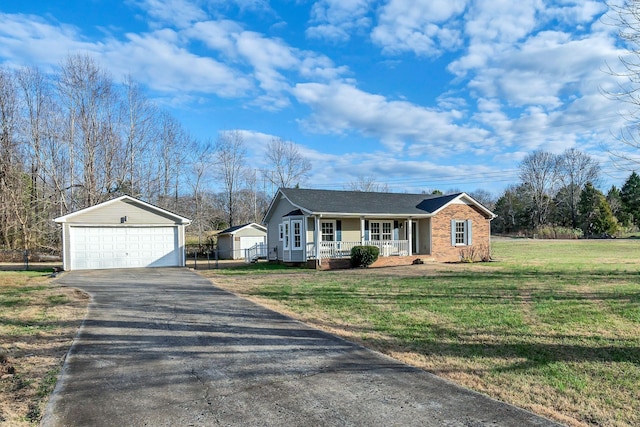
[307,240,410,260]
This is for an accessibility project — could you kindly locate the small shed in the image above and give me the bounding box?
[216,223,267,260]
[54,195,191,271]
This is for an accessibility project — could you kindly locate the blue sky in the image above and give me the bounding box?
[0,0,637,195]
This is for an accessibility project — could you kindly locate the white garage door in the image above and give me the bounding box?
[239,236,266,251]
[69,226,180,270]
[233,236,266,260]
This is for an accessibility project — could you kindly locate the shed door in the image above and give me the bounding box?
[69,226,179,270]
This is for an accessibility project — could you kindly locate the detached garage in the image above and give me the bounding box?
[54,195,191,271]
[216,223,267,260]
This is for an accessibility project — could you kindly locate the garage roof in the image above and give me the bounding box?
[54,195,191,224]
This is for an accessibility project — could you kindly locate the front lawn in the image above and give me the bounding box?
[202,239,640,427]
[0,271,87,426]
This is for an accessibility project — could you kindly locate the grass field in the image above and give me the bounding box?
[0,271,87,426]
[204,239,640,427]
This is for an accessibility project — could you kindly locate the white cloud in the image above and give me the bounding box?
[546,1,607,25]
[185,20,243,57]
[0,13,99,68]
[371,0,466,56]
[0,13,252,98]
[292,82,489,154]
[107,30,252,97]
[466,30,622,109]
[306,0,373,42]
[131,0,207,28]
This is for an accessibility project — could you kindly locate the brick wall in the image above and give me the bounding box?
[431,204,491,262]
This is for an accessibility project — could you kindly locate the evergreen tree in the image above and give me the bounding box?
[578,183,618,237]
[620,172,640,228]
[607,185,629,227]
[492,184,531,234]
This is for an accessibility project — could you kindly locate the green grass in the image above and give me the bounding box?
[215,262,310,275]
[214,239,640,427]
[0,271,86,426]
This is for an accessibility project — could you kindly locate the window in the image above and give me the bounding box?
[369,221,393,241]
[451,220,472,246]
[321,221,335,242]
[283,221,290,250]
[292,220,302,249]
[278,224,284,241]
[455,221,465,244]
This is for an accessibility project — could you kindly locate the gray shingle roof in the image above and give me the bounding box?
[279,188,464,216]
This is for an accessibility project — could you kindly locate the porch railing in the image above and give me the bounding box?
[244,243,267,263]
[308,240,409,259]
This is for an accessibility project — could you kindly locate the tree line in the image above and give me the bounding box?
[491,149,640,238]
[0,54,311,251]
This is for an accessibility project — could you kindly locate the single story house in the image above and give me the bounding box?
[54,195,191,271]
[263,188,496,269]
[216,223,267,260]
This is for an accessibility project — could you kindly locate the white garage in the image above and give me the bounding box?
[55,195,191,271]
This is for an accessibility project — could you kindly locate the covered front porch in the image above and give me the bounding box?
[281,214,432,264]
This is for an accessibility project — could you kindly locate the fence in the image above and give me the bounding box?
[0,249,62,271]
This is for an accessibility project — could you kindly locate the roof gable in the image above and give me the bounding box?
[54,195,191,224]
[218,222,267,235]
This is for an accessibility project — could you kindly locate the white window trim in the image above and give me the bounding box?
[369,220,393,241]
[452,219,472,246]
[278,223,284,241]
[321,220,336,242]
[292,219,303,250]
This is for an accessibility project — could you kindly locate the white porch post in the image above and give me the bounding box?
[360,217,365,245]
[407,218,413,256]
[314,215,321,265]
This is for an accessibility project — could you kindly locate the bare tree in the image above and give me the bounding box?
[121,75,157,197]
[58,54,120,208]
[154,112,189,211]
[347,175,390,192]
[263,137,311,189]
[604,0,640,165]
[0,67,23,248]
[215,130,246,227]
[187,139,214,243]
[469,189,495,210]
[556,148,600,228]
[16,66,61,248]
[519,150,559,227]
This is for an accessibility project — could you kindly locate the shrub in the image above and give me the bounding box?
[534,225,582,239]
[459,244,492,263]
[350,246,379,268]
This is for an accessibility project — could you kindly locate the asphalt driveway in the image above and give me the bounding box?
[42,268,560,427]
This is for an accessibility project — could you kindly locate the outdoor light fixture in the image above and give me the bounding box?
[120,216,128,223]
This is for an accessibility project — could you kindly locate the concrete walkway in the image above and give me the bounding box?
[42,268,560,427]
